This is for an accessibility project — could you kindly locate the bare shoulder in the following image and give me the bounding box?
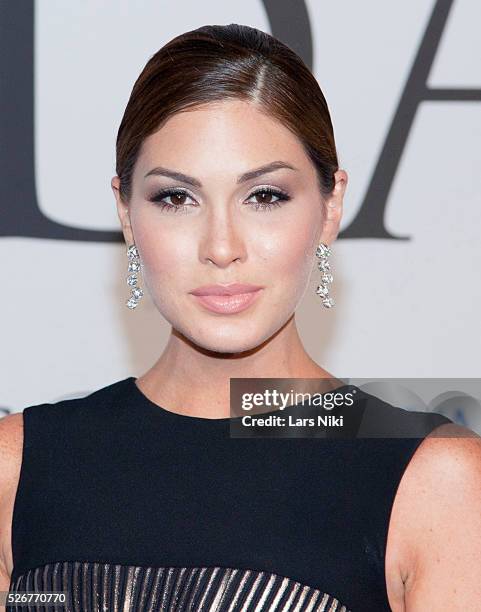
[0,412,25,592]
[386,422,481,610]
[402,422,481,500]
[0,412,24,478]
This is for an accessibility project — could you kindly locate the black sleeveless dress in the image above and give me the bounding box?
[8,377,453,611]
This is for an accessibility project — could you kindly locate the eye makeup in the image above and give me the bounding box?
[147,185,291,213]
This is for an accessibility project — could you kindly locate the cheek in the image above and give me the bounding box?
[258,215,319,290]
[132,220,190,301]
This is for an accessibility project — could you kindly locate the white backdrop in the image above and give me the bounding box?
[1,0,480,429]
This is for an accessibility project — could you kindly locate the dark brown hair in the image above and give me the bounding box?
[115,23,339,203]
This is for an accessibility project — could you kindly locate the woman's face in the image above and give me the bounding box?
[113,99,345,354]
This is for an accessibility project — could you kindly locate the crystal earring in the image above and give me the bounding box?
[125,243,144,310]
[315,243,335,308]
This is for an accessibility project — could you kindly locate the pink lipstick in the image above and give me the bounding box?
[190,283,264,314]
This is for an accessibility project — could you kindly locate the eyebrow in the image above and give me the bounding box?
[143,161,298,187]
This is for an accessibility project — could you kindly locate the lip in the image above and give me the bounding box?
[190,283,264,296]
[190,284,264,315]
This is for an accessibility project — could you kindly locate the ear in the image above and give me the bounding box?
[111,176,135,246]
[318,169,348,245]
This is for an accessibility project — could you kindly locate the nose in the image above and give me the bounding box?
[198,205,246,269]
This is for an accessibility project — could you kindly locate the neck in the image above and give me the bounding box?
[135,315,339,419]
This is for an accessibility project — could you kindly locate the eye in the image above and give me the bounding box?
[148,185,291,213]
[245,186,291,211]
[148,188,197,213]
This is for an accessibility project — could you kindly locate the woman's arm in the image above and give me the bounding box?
[401,426,481,609]
[0,413,24,610]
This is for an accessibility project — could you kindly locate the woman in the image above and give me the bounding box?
[1,23,480,612]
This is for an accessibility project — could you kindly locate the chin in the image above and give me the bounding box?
[192,333,259,355]
[184,321,283,356]
[181,325,263,353]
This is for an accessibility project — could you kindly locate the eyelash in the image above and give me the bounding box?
[148,186,291,213]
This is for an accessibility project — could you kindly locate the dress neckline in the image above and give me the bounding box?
[125,376,240,425]
[124,375,357,426]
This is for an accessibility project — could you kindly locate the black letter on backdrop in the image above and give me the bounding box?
[0,1,123,241]
[340,0,481,239]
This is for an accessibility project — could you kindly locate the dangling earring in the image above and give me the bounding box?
[315,243,335,308]
[125,243,144,309]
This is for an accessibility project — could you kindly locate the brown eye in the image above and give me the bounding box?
[148,188,198,212]
[169,193,188,206]
[245,187,291,211]
[254,191,276,204]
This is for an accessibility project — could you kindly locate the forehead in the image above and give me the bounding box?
[135,99,314,180]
